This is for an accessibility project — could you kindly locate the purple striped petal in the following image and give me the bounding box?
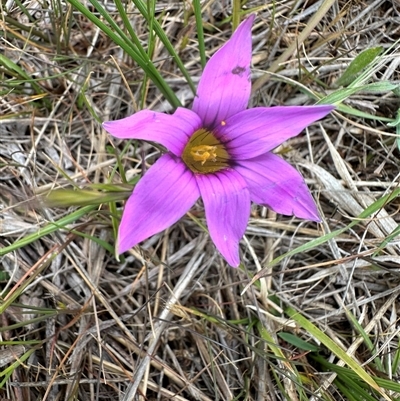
[196,170,250,267]
[235,153,320,221]
[192,15,255,130]
[118,154,199,253]
[217,105,334,160]
[103,107,201,157]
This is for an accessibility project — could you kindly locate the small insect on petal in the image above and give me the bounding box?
[231,66,246,76]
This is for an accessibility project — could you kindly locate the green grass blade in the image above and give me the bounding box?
[193,0,206,69]
[320,81,397,105]
[0,205,96,256]
[314,355,400,392]
[0,54,50,107]
[0,340,42,346]
[112,0,148,61]
[391,338,400,376]
[285,307,391,401]
[333,103,395,122]
[67,228,115,255]
[264,188,400,270]
[334,378,370,401]
[257,321,289,364]
[0,347,38,387]
[132,0,196,93]
[344,308,384,372]
[0,313,58,331]
[3,15,51,42]
[66,0,181,107]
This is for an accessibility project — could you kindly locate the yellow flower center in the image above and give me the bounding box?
[182,128,229,174]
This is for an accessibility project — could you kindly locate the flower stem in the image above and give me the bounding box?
[193,0,206,69]
[232,0,241,30]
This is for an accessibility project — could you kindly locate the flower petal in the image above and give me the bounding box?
[196,170,250,267]
[192,15,255,129]
[118,154,199,253]
[235,153,320,221]
[103,107,202,157]
[218,105,335,160]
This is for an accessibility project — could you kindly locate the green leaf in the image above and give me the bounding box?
[277,332,320,352]
[336,47,382,87]
[320,81,397,105]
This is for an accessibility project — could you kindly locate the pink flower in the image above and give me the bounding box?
[103,15,334,267]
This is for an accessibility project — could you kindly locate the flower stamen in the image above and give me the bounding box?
[182,128,229,174]
[190,145,217,165]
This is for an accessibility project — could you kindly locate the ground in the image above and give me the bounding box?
[1,1,400,400]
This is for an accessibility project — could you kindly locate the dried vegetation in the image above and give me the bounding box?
[1,0,400,400]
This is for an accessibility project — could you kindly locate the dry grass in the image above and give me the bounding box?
[1,1,400,400]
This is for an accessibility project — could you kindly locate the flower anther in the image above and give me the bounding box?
[182,129,229,173]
